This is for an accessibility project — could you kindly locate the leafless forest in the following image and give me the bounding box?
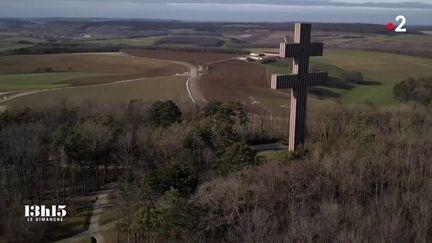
[0,98,431,242]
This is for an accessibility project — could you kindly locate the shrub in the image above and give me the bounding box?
[393,77,432,105]
[148,100,182,127]
[33,67,53,73]
[218,142,257,176]
[152,152,199,196]
[342,71,363,83]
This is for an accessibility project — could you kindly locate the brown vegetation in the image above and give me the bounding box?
[1,98,431,243]
[193,103,432,242]
[199,59,284,114]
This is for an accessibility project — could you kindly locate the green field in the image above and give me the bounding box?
[2,48,431,112]
[87,36,163,46]
[0,72,103,91]
[5,75,190,109]
[0,53,187,94]
[382,34,432,43]
[0,52,189,109]
[315,49,432,104]
[260,49,432,115]
[0,42,32,51]
[0,35,45,52]
[88,35,236,48]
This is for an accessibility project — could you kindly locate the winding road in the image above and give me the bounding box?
[184,63,207,104]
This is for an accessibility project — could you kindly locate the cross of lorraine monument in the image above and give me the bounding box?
[271,23,328,151]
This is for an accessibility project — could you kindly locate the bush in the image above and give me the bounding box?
[148,100,182,127]
[197,101,247,154]
[33,67,53,73]
[152,152,199,196]
[218,142,257,176]
[393,77,432,105]
[342,71,363,83]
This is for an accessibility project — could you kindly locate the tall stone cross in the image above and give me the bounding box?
[271,23,328,151]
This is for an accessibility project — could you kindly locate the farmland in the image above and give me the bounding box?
[0,53,187,91]
[265,49,432,105]
[0,42,33,51]
[87,35,236,48]
[125,49,239,65]
[0,49,242,109]
[4,48,430,113]
[313,49,432,104]
[86,36,163,47]
[0,34,45,53]
[0,19,431,113]
[2,47,431,114]
[5,75,189,109]
[154,36,225,47]
[200,49,432,115]
[199,59,274,114]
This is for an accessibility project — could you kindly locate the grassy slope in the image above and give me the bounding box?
[381,34,432,43]
[316,49,432,104]
[5,76,190,109]
[258,49,432,115]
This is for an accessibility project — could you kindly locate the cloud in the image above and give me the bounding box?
[2,0,431,8]
[0,0,431,22]
[167,1,432,11]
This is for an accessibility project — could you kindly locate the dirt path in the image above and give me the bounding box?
[88,191,110,243]
[55,189,114,243]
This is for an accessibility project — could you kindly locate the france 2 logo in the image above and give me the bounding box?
[387,15,407,33]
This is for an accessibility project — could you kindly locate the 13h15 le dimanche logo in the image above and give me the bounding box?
[24,205,67,222]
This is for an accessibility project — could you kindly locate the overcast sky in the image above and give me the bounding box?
[1,0,431,24]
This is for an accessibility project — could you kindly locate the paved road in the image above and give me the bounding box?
[186,64,207,104]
